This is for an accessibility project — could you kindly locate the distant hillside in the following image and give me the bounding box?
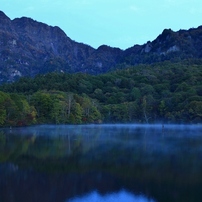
[0,60,201,125]
[1,10,202,83]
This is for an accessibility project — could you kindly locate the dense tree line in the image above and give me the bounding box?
[0,91,36,126]
[0,60,201,126]
[0,90,101,126]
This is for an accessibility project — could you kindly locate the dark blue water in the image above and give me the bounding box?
[0,124,202,202]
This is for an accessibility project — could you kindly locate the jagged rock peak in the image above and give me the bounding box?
[0,11,10,19]
[157,28,174,41]
[12,16,71,41]
[0,11,11,23]
[97,45,122,52]
[12,16,51,31]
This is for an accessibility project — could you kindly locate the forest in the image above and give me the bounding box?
[0,59,201,126]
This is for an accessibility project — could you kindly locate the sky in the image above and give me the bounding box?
[1,0,202,49]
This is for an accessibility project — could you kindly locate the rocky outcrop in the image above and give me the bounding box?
[0,11,97,82]
[0,10,202,83]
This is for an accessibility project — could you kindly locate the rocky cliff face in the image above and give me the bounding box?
[0,10,202,83]
[0,11,88,81]
[123,27,202,65]
[0,11,123,82]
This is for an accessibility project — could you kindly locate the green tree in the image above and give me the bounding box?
[72,103,83,124]
[159,100,166,118]
[0,91,8,125]
[187,101,202,122]
[130,87,141,101]
[141,96,151,123]
[31,91,53,122]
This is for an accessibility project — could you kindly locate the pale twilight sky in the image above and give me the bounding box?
[1,0,202,49]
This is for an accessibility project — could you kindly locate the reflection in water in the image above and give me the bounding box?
[0,124,202,202]
[68,190,155,202]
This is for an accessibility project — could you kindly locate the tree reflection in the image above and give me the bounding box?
[0,124,202,202]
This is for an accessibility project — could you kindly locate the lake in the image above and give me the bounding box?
[0,124,202,202]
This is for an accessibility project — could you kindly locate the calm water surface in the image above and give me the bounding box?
[0,124,202,202]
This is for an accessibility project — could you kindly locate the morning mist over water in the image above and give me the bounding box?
[0,124,202,202]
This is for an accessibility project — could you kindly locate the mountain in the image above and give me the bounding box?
[123,27,202,65]
[0,10,202,83]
